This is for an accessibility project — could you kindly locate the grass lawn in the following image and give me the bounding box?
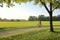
[0,21,60,28]
[0,21,60,32]
[0,28,60,40]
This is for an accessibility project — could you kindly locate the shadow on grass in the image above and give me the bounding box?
[0,28,4,29]
[0,28,6,32]
[54,31,60,34]
[0,28,5,30]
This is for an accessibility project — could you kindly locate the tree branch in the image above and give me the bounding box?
[52,3,60,12]
[0,3,3,7]
[39,0,50,13]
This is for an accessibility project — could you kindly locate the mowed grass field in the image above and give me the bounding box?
[0,21,60,40]
[0,21,60,32]
[0,21,60,28]
[0,21,38,28]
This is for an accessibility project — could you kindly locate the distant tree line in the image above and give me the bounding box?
[28,15,60,21]
[0,15,60,21]
[0,18,26,22]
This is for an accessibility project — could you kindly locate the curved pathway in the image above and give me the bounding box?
[0,27,60,37]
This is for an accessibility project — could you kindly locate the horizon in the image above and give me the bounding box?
[0,14,60,20]
[0,2,60,20]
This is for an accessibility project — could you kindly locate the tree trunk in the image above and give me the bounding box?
[49,12,54,32]
[38,20,41,27]
[49,2,54,32]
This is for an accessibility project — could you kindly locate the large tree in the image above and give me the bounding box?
[13,0,60,32]
[33,0,60,32]
[0,0,60,32]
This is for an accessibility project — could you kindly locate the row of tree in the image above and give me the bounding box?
[0,18,26,21]
[28,15,60,21]
[0,15,60,21]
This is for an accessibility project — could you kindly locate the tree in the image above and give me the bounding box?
[57,15,60,21]
[28,16,37,21]
[11,19,15,21]
[53,16,57,21]
[33,0,60,32]
[38,15,46,21]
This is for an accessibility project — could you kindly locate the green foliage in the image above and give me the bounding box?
[12,0,27,4]
[0,0,31,7]
[34,0,40,5]
[0,0,60,9]
[31,0,60,10]
[0,28,60,40]
[28,16,37,21]
[38,15,45,21]
[28,15,60,21]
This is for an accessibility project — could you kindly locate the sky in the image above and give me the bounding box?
[0,2,60,20]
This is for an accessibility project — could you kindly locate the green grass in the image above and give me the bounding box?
[0,21,60,28]
[0,28,60,40]
[0,21,38,28]
[0,21,60,32]
[0,21,38,32]
[42,21,60,27]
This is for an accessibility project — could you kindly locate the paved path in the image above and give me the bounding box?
[0,27,60,37]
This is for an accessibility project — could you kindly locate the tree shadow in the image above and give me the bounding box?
[53,31,60,34]
[0,28,5,32]
[0,28,4,29]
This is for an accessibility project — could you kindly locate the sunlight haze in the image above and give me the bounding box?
[0,2,60,20]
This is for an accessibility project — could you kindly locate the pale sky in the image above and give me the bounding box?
[0,2,60,20]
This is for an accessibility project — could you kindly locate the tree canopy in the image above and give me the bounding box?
[0,0,60,10]
[0,0,31,7]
